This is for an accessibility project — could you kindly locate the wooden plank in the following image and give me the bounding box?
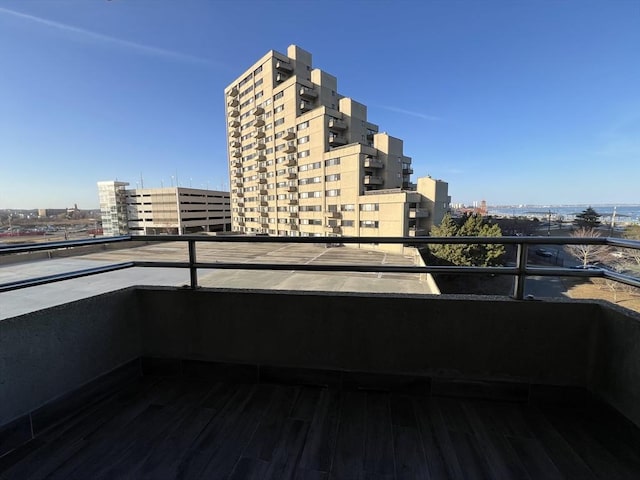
[520,407,597,480]
[290,386,323,421]
[192,384,276,479]
[298,388,341,473]
[330,391,367,479]
[390,394,429,480]
[413,397,454,480]
[363,393,394,477]
[460,400,530,479]
[508,436,564,480]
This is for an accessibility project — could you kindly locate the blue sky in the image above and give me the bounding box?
[0,0,638,209]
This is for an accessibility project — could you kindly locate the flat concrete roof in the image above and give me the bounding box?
[0,242,436,319]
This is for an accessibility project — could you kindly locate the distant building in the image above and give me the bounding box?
[97,181,231,236]
[225,45,450,249]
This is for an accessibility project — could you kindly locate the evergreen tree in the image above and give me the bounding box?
[430,213,505,266]
[574,207,601,228]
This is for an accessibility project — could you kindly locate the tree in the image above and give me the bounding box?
[429,213,505,267]
[565,227,609,266]
[574,207,601,228]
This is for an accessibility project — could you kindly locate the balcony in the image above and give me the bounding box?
[260,201,268,207]
[290,224,299,230]
[300,101,312,112]
[286,156,297,167]
[227,97,239,107]
[403,167,414,175]
[326,211,342,219]
[228,86,238,96]
[258,164,267,173]
[229,140,241,148]
[1,236,640,479]
[253,129,265,139]
[288,198,298,205]
[229,108,240,117]
[283,131,296,140]
[233,170,243,177]
[329,134,347,146]
[408,226,427,236]
[258,178,267,184]
[236,191,244,197]
[236,202,244,207]
[289,212,298,218]
[237,211,245,216]
[284,143,296,153]
[256,153,266,162]
[230,129,240,138]
[253,106,264,116]
[234,181,242,188]
[259,188,268,195]
[236,221,245,226]
[364,156,384,169]
[364,175,383,185]
[275,60,293,72]
[232,160,242,168]
[275,73,287,83]
[287,172,297,180]
[254,118,265,127]
[328,118,347,130]
[409,207,430,218]
[228,119,240,128]
[255,142,266,150]
[232,149,242,158]
[287,185,297,192]
[325,225,342,234]
[299,87,317,99]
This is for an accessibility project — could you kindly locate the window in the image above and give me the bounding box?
[274,91,284,100]
[297,136,309,144]
[298,161,320,171]
[274,105,285,113]
[298,150,310,158]
[341,204,355,211]
[325,157,340,167]
[299,205,321,212]
[325,173,340,182]
[255,78,263,87]
[274,118,285,126]
[299,191,321,199]
[360,203,379,211]
[341,220,354,227]
[298,176,321,185]
[360,220,379,228]
[326,189,340,197]
[297,121,309,130]
[254,65,263,75]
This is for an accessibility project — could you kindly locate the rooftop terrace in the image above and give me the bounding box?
[1,235,640,479]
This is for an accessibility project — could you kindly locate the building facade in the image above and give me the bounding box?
[97,181,231,236]
[225,45,450,243]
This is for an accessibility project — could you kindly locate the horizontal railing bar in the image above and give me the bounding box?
[2,235,639,251]
[0,236,132,255]
[0,262,135,293]
[604,270,640,289]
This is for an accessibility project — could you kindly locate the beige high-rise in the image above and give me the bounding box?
[225,45,449,248]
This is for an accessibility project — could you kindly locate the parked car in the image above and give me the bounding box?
[535,248,554,258]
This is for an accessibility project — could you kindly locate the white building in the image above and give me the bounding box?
[97,181,231,236]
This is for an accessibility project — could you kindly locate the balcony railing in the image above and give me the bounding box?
[1,236,639,301]
[0,235,640,299]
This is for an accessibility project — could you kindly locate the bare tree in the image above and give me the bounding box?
[565,227,610,266]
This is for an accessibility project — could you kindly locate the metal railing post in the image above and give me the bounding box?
[188,240,198,289]
[513,242,528,300]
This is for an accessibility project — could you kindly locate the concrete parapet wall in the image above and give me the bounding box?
[592,304,640,428]
[0,289,141,427]
[139,288,599,386]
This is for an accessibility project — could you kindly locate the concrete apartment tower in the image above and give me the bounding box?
[225,45,450,246]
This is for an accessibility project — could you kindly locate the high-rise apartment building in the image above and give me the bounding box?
[225,45,449,245]
[97,181,231,236]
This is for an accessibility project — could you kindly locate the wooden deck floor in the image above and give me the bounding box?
[1,376,639,480]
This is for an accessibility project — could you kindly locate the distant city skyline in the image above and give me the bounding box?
[1,1,638,209]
